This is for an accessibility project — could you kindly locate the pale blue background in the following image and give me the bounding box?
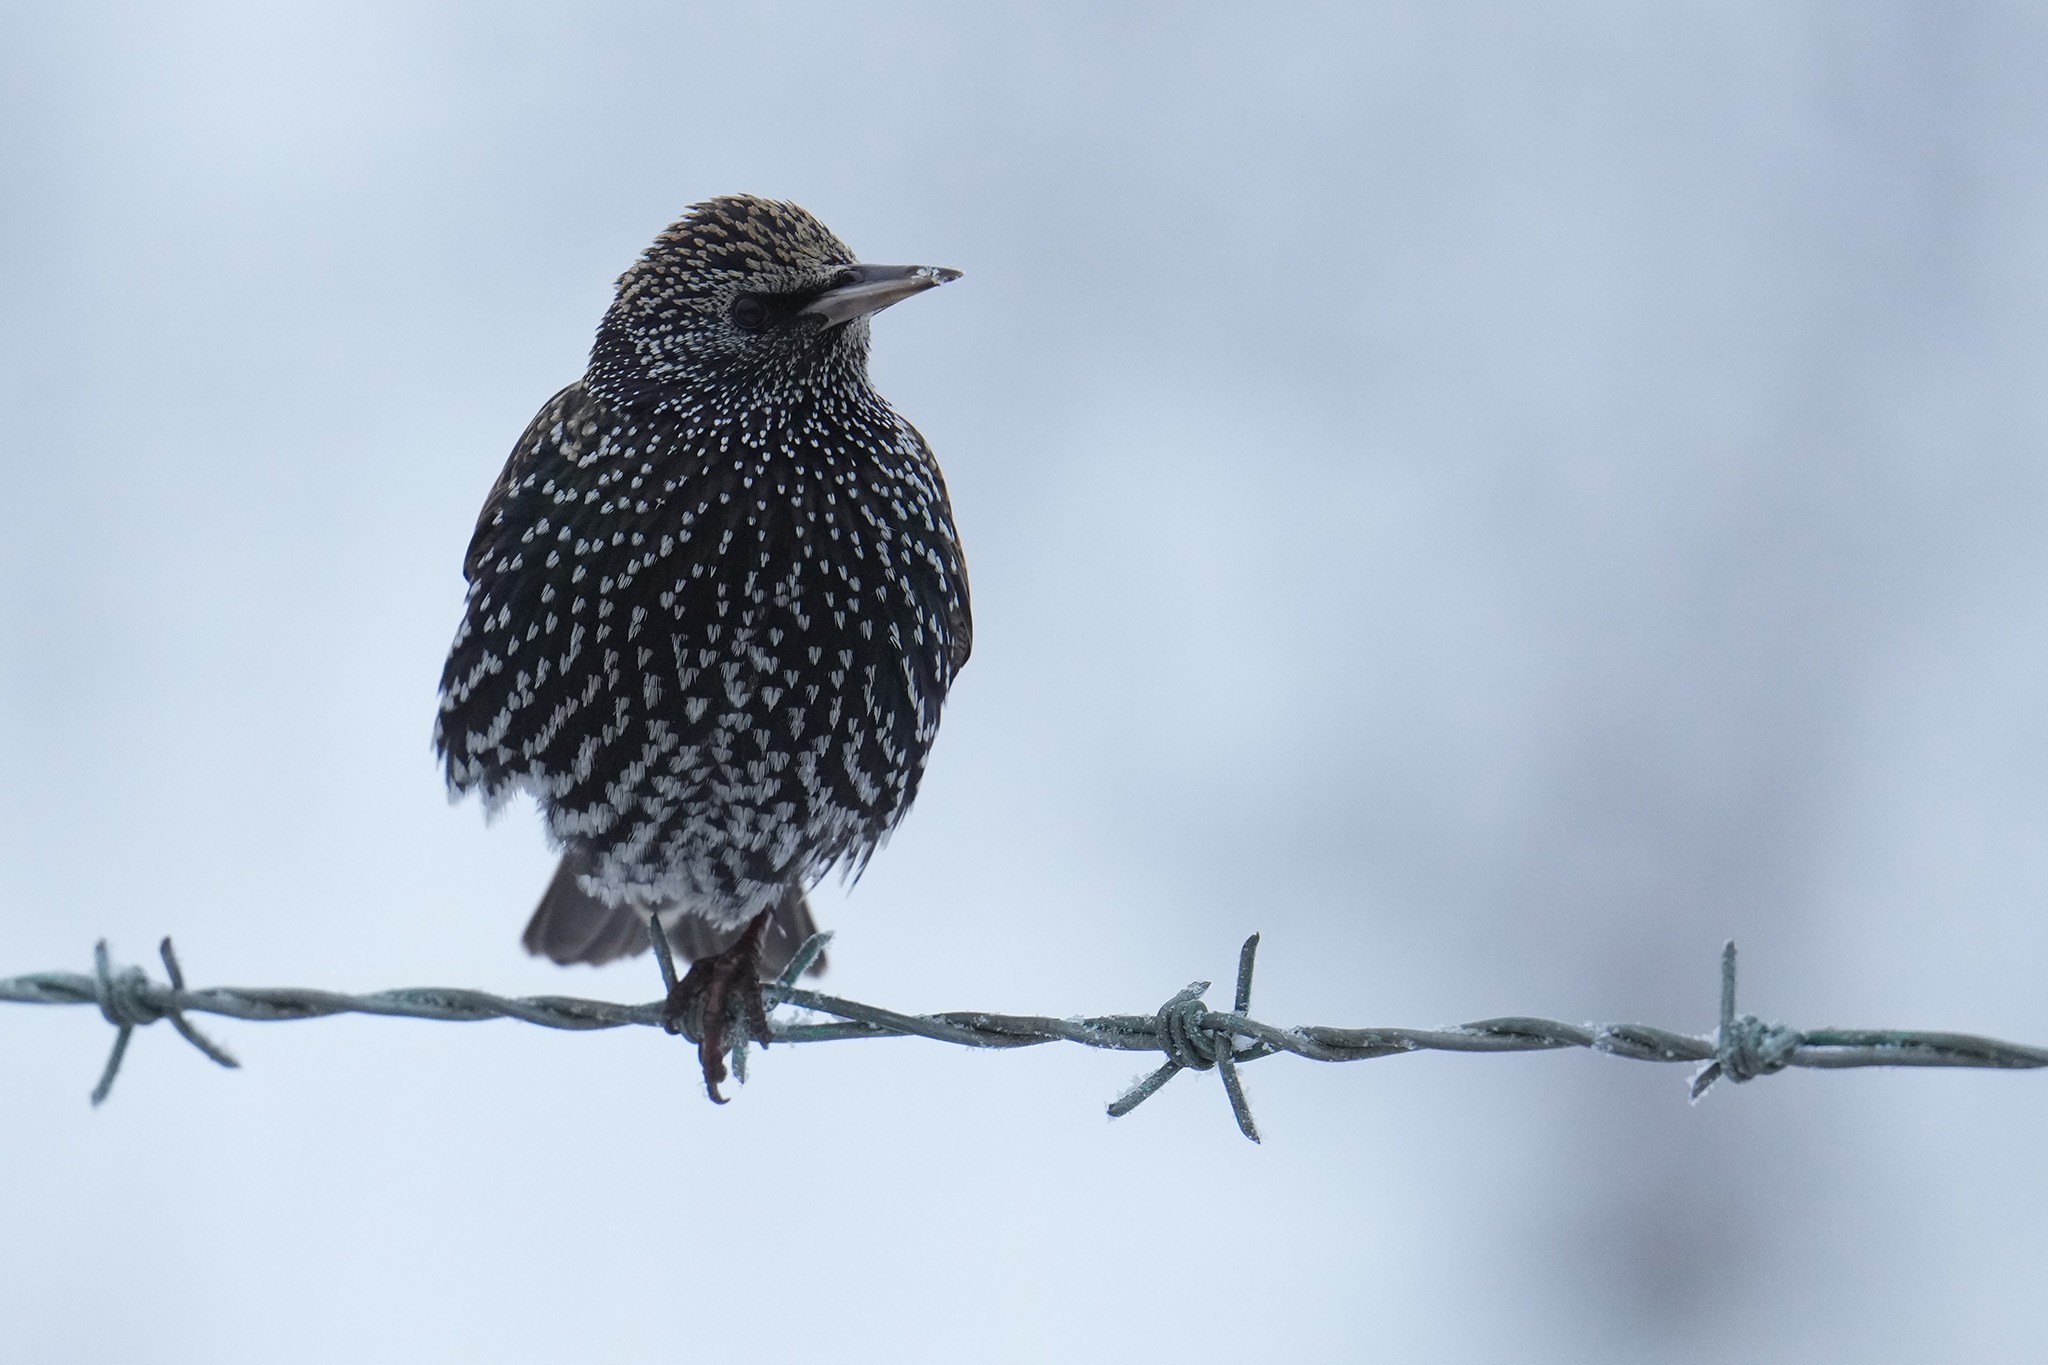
[5,4,2047,1361]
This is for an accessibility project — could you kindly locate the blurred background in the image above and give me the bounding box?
[4,3,2047,1361]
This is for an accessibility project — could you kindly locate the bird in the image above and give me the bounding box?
[434,195,971,1099]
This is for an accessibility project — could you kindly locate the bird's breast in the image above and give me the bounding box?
[440,383,967,849]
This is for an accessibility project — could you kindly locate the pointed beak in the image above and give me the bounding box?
[800,263,962,328]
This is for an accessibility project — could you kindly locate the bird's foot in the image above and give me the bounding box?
[659,910,775,1103]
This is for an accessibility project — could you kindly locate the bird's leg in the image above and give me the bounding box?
[660,910,775,1103]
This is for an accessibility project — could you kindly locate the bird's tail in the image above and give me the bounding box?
[520,849,828,979]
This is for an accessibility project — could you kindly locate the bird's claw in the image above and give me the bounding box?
[660,909,775,1103]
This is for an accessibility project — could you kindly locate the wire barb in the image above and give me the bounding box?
[1105,934,1266,1140]
[1690,941,1802,1101]
[777,931,834,988]
[86,938,239,1105]
[6,936,2047,1138]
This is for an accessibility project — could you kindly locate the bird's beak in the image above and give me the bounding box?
[800,263,962,328]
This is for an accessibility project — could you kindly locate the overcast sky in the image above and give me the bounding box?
[5,4,2048,1362]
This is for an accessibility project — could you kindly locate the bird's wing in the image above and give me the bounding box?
[906,423,974,677]
[463,382,587,582]
[946,553,974,676]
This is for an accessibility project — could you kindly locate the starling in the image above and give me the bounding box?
[435,196,971,1098]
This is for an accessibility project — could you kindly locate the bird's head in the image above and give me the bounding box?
[587,194,959,407]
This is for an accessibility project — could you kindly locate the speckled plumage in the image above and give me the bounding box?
[436,196,970,966]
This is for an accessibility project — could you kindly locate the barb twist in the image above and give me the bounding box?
[1107,935,1267,1141]
[88,939,238,1105]
[1691,941,1801,1099]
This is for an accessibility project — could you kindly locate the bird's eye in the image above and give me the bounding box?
[731,296,768,332]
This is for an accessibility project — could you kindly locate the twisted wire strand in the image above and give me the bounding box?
[4,936,2045,1141]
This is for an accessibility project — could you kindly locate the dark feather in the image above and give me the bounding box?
[522,850,826,979]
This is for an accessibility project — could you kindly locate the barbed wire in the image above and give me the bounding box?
[3,934,2045,1142]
